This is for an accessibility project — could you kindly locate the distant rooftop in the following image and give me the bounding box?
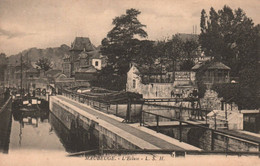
[207,62,230,70]
[77,66,97,73]
[192,61,230,71]
[45,69,62,77]
[70,37,95,52]
[175,33,199,42]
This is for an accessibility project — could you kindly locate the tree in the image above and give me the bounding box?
[199,6,258,76]
[0,53,7,65]
[135,40,157,67]
[35,57,52,72]
[100,8,148,90]
[156,34,199,72]
[199,6,260,108]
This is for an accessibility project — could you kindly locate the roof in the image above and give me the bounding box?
[192,61,230,71]
[87,50,102,59]
[45,69,62,77]
[71,37,95,52]
[207,62,231,70]
[77,66,97,73]
[191,62,203,70]
[175,33,199,42]
[133,64,167,75]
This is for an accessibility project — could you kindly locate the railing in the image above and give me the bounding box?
[61,89,143,123]
[143,98,211,121]
[140,110,260,151]
[68,148,260,157]
[60,88,260,152]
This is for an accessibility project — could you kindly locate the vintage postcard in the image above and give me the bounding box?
[0,0,259,165]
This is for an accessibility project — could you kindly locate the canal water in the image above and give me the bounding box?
[0,105,98,155]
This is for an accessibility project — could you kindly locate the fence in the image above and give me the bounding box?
[60,88,260,152]
[61,89,144,123]
[140,110,260,152]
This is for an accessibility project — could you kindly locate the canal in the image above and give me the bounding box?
[0,105,98,155]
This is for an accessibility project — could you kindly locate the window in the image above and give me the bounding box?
[133,79,136,89]
[95,61,99,66]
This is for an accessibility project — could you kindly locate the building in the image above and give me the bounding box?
[62,37,106,79]
[126,64,196,98]
[62,54,72,78]
[75,66,98,81]
[192,61,230,87]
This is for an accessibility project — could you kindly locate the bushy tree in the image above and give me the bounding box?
[100,8,148,90]
[35,57,52,72]
[199,6,260,108]
[199,5,258,76]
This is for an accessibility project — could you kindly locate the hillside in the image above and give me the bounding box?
[8,44,70,70]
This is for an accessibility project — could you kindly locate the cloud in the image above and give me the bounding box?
[0,28,35,39]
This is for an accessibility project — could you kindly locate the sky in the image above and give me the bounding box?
[0,0,259,56]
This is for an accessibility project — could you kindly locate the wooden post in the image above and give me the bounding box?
[214,113,217,130]
[211,130,214,151]
[225,137,229,152]
[126,99,131,122]
[140,103,143,126]
[206,111,208,125]
[179,121,182,142]
[180,103,182,120]
[142,110,144,126]
[156,115,159,133]
[225,106,228,129]
[140,110,142,126]
[126,100,130,122]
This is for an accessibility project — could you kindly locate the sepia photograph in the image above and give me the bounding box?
[0,0,259,165]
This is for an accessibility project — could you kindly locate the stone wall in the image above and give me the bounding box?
[49,96,150,150]
[126,65,195,99]
[149,125,259,152]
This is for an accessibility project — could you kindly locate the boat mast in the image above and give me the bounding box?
[20,54,23,94]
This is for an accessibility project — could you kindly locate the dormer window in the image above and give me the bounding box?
[95,61,98,66]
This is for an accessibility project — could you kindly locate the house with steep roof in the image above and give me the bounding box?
[62,37,106,78]
[192,61,231,86]
[70,37,95,52]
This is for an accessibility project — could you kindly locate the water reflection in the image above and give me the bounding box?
[49,113,98,153]
[0,105,12,154]
[4,105,98,154]
[9,108,65,152]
